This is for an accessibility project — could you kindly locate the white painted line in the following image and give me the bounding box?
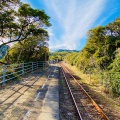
[34,66,56,103]
[41,84,45,89]
[52,75,54,77]
[23,110,31,120]
[48,66,56,78]
[34,92,41,101]
[48,72,52,78]
[54,67,57,71]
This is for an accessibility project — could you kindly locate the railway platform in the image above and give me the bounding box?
[0,64,59,120]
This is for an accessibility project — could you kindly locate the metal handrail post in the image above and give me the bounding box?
[42,62,43,70]
[32,62,34,73]
[2,65,6,84]
[37,61,38,69]
[22,63,24,75]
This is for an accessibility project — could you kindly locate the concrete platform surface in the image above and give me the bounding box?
[38,67,59,120]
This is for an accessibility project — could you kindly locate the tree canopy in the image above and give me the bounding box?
[0,0,51,47]
[0,0,51,64]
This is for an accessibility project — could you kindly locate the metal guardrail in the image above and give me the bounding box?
[0,61,49,84]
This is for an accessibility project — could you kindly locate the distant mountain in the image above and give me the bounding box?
[0,45,9,59]
[56,49,79,52]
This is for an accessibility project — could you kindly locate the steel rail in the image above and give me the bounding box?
[61,63,109,120]
[60,65,83,120]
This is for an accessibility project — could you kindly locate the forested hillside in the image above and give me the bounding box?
[49,49,77,60]
[56,49,78,52]
[64,17,120,96]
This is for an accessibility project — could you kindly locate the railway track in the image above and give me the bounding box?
[60,62,109,120]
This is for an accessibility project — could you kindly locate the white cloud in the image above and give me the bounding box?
[46,28,54,37]
[43,0,107,50]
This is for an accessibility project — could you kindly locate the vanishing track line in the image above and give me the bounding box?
[60,62,109,120]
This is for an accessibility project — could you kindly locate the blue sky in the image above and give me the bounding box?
[21,0,120,51]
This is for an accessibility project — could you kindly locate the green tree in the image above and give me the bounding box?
[0,1,51,47]
[108,48,120,96]
[1,35,49,64]
[63,17,120,96]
